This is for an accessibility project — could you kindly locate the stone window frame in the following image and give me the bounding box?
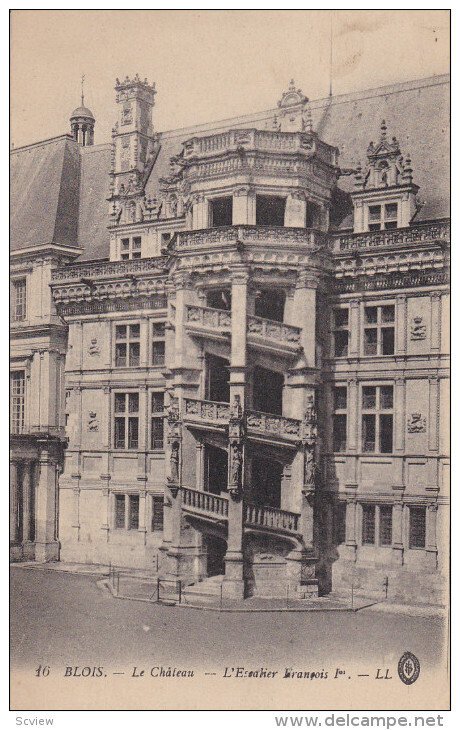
[408,505,426,550]
[363,302,395,357]
[120,235,142,261]
[150,494,164,532]
[360,383,394,454]
[113,391,140,450]
[114,321,141,368]
[332,384,347,452]
[332,306,349,358]
[361,502,393,547]
[11,277,27,322]
[10,369,26,434]
[151,321,166,367]
[113,492,140,530]
[150,390,165,450]
[367,202,398,231]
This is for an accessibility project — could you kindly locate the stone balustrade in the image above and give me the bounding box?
[246,410,301,441]
[184,398,231,423]
[182,128,336,166]
[51,257,168,282]
[175,225,325,250]
[185,305,231,331]
[181,486,229,518]
[247,315,301,346]
[244,503,300,535]
[333,221,450,253]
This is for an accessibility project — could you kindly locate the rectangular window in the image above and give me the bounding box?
[10,371,25,434]
[256,195,286,227]
[12,279,27,322]
[363,304,395,356]
[115,323,140,367]
[152,322,166,366]
[128,495,139,530]
[379,506,393,546]
[362,504,376,544]
[409,507,426,549]
[210,197,233,227]
[115,494,126,529]
[361,385,393,453]
[120,236,142,260]
[367,203,399,231]
[151,392,164,449]
[333,308,349,357]
[114,393,139,449]
[151,495,164,532]
[114,494,140,530]
[333,386,347,452]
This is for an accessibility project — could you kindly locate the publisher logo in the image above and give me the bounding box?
[398,652,420,685]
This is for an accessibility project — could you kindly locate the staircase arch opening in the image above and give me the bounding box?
[203,534,227,577]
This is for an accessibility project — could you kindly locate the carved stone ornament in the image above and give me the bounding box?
[88,411,99,432]
[410,316,427,341]
[407,413,427,433]
[88,338,100,356]
[303,442,316,490]
[168,440,180,484]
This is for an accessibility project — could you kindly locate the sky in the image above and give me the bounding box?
[10,9,450,149]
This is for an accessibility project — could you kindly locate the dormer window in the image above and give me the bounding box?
[367,203,398,231]
[120,236,142,260]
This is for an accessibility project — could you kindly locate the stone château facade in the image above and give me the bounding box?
[10,74,450,604]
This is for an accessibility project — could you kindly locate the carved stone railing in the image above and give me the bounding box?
[333,221,450,253]
[183,398,231,424]
[244,503,300,535]
[186,305,231,331]
[51,256,168,282]
[181,486,229,519]
[174,225,325,251]
[182,128,336,166]
[247,315,301,347]
[246,410,301,442]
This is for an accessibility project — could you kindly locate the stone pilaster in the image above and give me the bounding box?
[35,443,60,562]
[10,461,18,544]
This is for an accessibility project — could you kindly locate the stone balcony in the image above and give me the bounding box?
[185,305,301,355]
[174,225,326,251]
[182,128,337,167]
[332,220,450,253]
[247,315,301,355]
[185,305,231,340]
[183,398,301,445]
[51,257,168,283]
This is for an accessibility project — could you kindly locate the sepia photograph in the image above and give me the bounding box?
[9,8,450,714]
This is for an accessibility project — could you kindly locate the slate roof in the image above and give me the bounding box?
[10,74,449,261]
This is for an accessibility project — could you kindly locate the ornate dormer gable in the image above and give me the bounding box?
[351,120,419,233]
[276,80,310,133]
[108,75,160,232]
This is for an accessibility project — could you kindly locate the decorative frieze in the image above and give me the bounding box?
[334,269,449,294]
[186,305,231,331]
[51,257,167,282]
[246,410,301,441]
[57,294,167,318]
[184,398,230,423]
[175,225,326,251]
[247,315,301,345]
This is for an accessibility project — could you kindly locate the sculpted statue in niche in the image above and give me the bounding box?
[169,440,180,483]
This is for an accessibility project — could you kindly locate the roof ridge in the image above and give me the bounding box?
[159,73,450,141]
[11,134,75,154]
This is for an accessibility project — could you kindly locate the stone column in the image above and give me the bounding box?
[223,268,249,599]
[348,299,361,358]
[21,460,32,544]
[395,295,407,355]
[10,461,19,544]
[425,504,438,570]
[284,190,307,227]
[345,491,358,562]
[35,444,60,562]
[391,485,405,565]
[233,186,254,225]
